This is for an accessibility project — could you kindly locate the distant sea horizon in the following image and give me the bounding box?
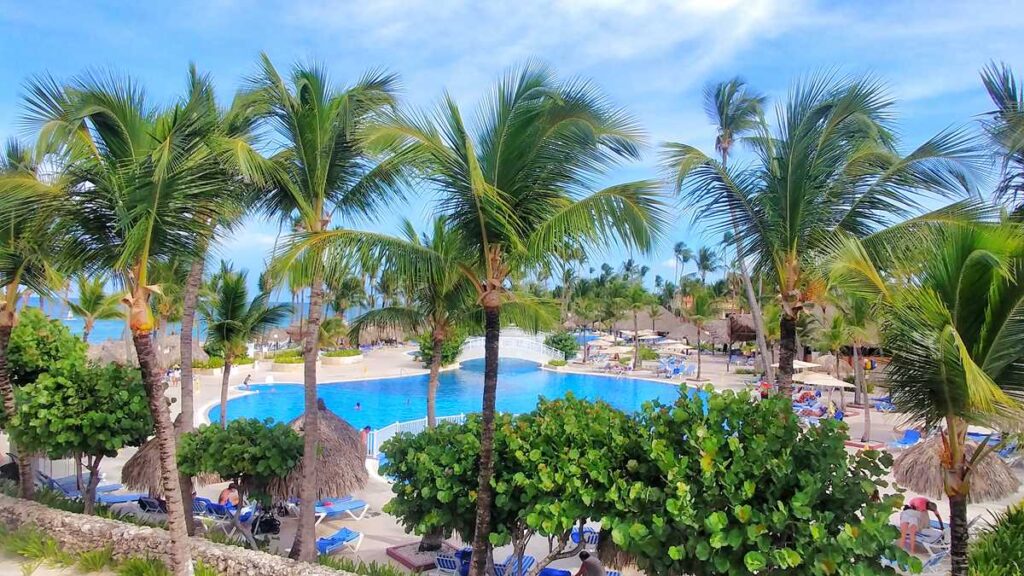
[22,295,358,344]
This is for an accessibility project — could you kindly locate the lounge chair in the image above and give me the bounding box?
[314,497,368,524]
[138,497,167,514]
[316,527,363,555]
[888,429,922,450]
[432,554,460,576]
[914,528,948,555]
[205,502,254,536]
[193,497,214,518]
[570,526,600,551]
[495,554,536,576]
[920,550,950,574]
[37,470,122,494]
[39,474,145,505]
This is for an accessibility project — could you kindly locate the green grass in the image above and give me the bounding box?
[193,357,225,369]
[0,525,74,567]
[116,557,170,576]
[323,349,361,357]
[77,547,115,572]
[547,359,567,367]
[318,556,407,576]
[970,502,1024,576]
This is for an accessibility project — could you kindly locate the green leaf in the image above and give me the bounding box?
[744,551,767,573]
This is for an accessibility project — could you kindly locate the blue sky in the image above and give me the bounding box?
[2,0,1023,291]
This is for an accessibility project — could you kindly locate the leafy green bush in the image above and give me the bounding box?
[323,349,362,358]
[970,502,1024,575]
[273,349,302,359]
[417,330,466,368]
[193,357,225,369]
[603,388,909,575]
[234,355,254,365]
[637,345,659,361]
[318,556,407,576]
[734,367,757,375]
[544,331,580,360]
[77,547,114,572]
[548,359,567,367]
[271,355,304,364]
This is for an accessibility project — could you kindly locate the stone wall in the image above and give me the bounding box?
[0,495,355,576]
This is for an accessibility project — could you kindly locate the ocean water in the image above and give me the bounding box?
[211,357,702,430]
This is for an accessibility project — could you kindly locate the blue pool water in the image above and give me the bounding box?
[211,358,696,430]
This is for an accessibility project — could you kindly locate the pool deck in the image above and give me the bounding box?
[3,344,1022,574]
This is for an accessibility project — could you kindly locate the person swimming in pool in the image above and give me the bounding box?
[354,402,361,411]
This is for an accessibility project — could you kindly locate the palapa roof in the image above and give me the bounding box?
[893,437,1021,503]
[121,437,219,496]
[268,399,368,501]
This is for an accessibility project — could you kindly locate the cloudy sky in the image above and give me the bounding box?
[1,0,1022,289]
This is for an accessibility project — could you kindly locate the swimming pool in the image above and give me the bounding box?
[210,358,695,430]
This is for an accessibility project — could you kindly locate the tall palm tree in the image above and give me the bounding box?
[761,301,781,365]
[693,245,720,284]
[646,301,663,332]
[620,282,651,369]
[684,286,719,381]
[830,223,1024,576]
[15,69,248,575]
[813,313,849,379]
[248,55,403,562]
[201,269,289,428]
[298,64,667,574]
[327,274,366,323]
[0,139,61,499]
[665,74,978,397]
[66,275,123,343]
[572,295,599,363]
[673,241,692,292]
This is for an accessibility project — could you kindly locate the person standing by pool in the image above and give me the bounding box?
[574,551,606,576]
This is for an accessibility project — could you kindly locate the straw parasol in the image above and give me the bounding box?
[893,436,1021,503]
[121,438,220,496]
[268,399,368,501]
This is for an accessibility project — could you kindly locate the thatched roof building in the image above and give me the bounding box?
[121,437,219,496]
[893,437,1021,503]
[268,399,368,500]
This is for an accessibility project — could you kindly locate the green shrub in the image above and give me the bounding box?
[544,331,580,360]
[734,367,757,375]
[193,560,221,576]
[193,357,225,369]
[0,525,74,566]
[77,547,115,572]
[234,355,254,365]
[273,349,302,359]
[323,349,361,358]
[637,346,659,361]
[548,359,567,367]
[417,330,466,368]
[318,553,414,576]
[971,502,1024,575]
[116,557,170,576]
[271,355,305,364]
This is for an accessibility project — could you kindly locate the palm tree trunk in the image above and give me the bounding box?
[219,358,233,429]
[131,331,191,576]
[176,255,204,535]
[470,301,500,576]
[949,492,969,576]
[735,251,773,382]
[0,321,34,500]
[632,311,639,370]
[427,333,443,428]
[696,329,702,381]
[777,313,796,397]
[289,276,324,562]
[82,319,92,344]
[853,344,870,442]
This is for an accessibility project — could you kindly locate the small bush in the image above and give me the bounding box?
[417,330,466,368]
[77,547,115,572]
[544,331,580,360]
[548,359,567,367]
[637,346,659,361]
[271,355,305,364]
[971,501,1024,576]
[234,355,255,365]
[0,525,74,566]
[323,349,361,358]
[318,555,407,576]
[273,349,302,359]
[116,557,171,576]
[193,357,225,369]
[193,560,221,576]
[734,367,757,375]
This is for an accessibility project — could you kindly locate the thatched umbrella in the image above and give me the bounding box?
[893,436,1021,503]
[121,438,220,496]
[268,399,368,501]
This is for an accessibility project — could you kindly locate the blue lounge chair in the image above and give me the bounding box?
[193,496,214,518]
[138,497,167,514]
[888,429,922,450]
[316,527,363,555]
[920,550,949,574]
[40,471,121,494]
[496,555,536,576]
[39,474,144,505]
[315,497,368,523]
[570,526,600,550]
[205,502,254,536]
[432,554,460,576]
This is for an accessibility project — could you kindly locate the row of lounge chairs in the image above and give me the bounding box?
[36,470,147,505]
[887,428,1022,466]
[433,551,622,576]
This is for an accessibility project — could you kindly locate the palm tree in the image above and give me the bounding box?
[15,69,243,574]
[980,62,1024,209]
[646,301,663,332]
[201,269,289,428]
[0,139,61,499]
[619,282,652,369]
[693,245,720,284]
[761,301,781,366]
[830,223,1024,576]
[66,275,123,343]
[572,296,599,363]
[665,74,978,397]
[832,292,878,441]
[247,55,402,562]
[328,64,668,574]
[673,241,692,292]
[327,274,366,323]
[813,313,849,379]
[684,286,719,381]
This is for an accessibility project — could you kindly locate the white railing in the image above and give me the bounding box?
[366,413,467,457]
[459,336,565,364]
